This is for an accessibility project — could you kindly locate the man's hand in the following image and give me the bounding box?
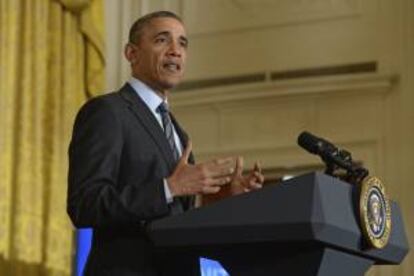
[167,141,235,197]
[230,157,265,195]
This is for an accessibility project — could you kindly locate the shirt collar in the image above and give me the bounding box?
[128,77,167,113]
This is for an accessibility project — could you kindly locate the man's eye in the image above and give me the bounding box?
[180,41,188,48]
[155,37,167,43]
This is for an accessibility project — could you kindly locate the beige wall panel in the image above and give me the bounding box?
[183,0,361,35]
[218,98,313,148]
[173,106,220,152]
[144,0,182,14]
[186,19,379,80]
[376,0,402,75]
[315,93,382,142]
[183,0,382,80]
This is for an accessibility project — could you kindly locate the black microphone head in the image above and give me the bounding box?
[297,131,323,154]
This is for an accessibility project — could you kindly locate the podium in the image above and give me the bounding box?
[147,173,409,275]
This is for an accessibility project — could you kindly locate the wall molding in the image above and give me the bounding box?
[171,73,398,107]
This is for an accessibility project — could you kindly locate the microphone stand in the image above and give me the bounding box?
[322,149,369,185]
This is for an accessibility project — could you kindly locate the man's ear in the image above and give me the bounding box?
[124,43,137,65]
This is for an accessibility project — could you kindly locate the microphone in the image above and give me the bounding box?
[297,131,335,156]
[297,131,369,183]
[297,131,353,171]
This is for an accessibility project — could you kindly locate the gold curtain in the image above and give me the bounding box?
[0,0,105,275]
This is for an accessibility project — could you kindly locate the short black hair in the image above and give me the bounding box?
[128,11,183,44]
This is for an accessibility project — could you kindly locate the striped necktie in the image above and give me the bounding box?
[157,102,180,161]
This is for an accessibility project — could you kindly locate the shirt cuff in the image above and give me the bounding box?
[163,178,174,204]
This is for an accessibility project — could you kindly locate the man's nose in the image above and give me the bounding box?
[167,41,182,57]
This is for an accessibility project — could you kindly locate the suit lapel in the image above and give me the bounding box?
[119,83,176,171]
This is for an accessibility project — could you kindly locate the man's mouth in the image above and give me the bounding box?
[163,62,181,73]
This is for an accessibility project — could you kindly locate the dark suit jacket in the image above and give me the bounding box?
[67,83,198,275]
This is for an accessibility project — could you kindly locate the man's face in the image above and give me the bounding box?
[127,17,188,94]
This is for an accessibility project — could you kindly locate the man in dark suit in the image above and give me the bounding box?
[67,11,264,276]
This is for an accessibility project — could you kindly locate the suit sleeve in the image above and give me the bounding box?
[67,97,170,228]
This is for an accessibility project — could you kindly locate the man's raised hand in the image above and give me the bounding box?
[167,141,235,196]
[230,157,265,195]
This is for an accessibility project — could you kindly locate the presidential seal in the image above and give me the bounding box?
[359,176,391,249]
